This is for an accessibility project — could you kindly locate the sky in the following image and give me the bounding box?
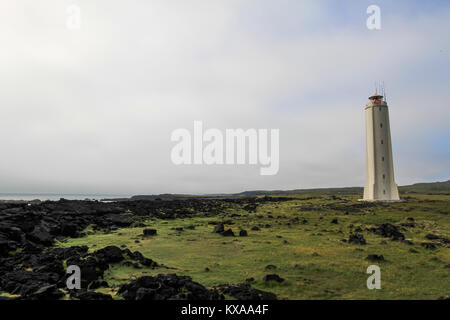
[0,0,449,195]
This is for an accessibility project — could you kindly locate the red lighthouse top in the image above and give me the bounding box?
[369,94,383,104]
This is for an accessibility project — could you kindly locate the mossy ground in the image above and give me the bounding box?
[54,193,450,300]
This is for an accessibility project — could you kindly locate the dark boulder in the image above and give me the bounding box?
[28,284,64,300]
[348,233,366,245]
[263,274,285,283]
[366,254,385,262]
[425,234,440,240]
[60,223,78,237]
[71,290,113,300]
[118,274,222,300]
[94,246,124,263]
[143,229,157,236]
[65,256,106,287]
[0,240,15,257]
[421,242,437,250]
[213,223,225,233]
[401,222,415,228]
[0,226,24,242]
[239,230,248,237]
[369,223,405,241]
[0,270,60,296]
[221,229,235,237]
[125,250,158,267]
[89,280,109,290]
[217,284,277,300]
[52,245,89,259]
[106,214,133,227]
[28,226,53,246]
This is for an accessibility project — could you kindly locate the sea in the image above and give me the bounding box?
[0,193,130,201]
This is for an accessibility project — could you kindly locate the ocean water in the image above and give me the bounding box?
[0,194,129,201]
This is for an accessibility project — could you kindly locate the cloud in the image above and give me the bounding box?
[0,1,449,194]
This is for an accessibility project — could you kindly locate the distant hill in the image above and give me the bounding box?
[398,180,450,194]
[103,180,449,201]
[234,186,363,197]
[236,180,450,196]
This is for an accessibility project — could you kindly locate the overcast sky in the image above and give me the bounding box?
[0,0,449,195]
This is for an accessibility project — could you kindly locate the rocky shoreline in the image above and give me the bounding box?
[0,197,285,300]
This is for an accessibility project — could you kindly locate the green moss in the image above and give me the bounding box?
[54,193,450,300]
[7,248,23,256]
[0,292,20,299]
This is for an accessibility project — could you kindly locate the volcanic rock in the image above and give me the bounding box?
[369,223,405,241]
[94,246,124,263]
[213,223,225,233]
[425,234,440,240]
[348,233,366,245]
[28,284,64,300]
[239,230,248,237]
[70,290,113,300]
[217,284,277,300]
[263,274,285,283]
[366,254,385,262]
[221,229,235,237]
[0,245,159,298]
[118,274,223,300]
[28,226,53,246]
[143,229,157,236]
[421,242,437,250]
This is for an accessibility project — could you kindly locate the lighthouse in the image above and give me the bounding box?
[363,93,400,201]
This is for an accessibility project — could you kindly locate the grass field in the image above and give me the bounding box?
[54,193,450,299]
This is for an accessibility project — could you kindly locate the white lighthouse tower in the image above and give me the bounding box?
[363,93,400,201]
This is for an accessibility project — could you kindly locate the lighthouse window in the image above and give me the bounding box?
[383,190,386,194]
[380,123,383,128]
[379,107,381,111]
[382,156,385,161]
[383,174,386,179]
[381,140,384,144]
